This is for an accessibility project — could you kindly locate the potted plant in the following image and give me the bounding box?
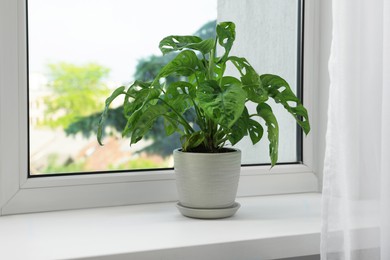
[97,21,310,219]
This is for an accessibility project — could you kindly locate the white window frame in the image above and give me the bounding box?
[0,0,320,215]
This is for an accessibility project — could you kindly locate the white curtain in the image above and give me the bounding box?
[321,0,390,259]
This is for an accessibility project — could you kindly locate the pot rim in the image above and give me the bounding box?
[173,147,241,155]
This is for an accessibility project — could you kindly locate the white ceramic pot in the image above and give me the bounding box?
[173,148,241,209]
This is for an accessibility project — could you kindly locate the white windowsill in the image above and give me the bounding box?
[0,193,321,260]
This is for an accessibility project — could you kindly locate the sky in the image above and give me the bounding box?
[28,0,217,85]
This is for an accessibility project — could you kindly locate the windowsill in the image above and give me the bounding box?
[0,193,321,260]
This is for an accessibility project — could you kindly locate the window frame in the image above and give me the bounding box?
[0,0,320,215]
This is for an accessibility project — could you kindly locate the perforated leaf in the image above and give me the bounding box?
[257,103,279,166]
[216,22,236,62]
[159,35,214,55]
[261,74,310,135]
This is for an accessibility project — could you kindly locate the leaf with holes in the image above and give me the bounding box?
[248,119,264,145]
[216,22,236,62]
[159,35,215,55]
[257,103,279,166]
[165,81,196,101]
[123,83,161,118]
[228,56,268,103]
[261,74,310,135]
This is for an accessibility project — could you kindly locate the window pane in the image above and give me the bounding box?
[218,0,301,164]
[28,0,217,175]
[28,0,301,175]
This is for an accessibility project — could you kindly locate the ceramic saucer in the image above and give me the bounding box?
[176,202,240,219]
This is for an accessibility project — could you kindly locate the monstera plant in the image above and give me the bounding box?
[98,21,310,219]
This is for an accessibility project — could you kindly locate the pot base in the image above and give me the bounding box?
[176,202,240,219]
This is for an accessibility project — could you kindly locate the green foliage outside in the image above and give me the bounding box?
[41,154,86,174]
[41,62,110,129]
[108,158,168,171]
[39,153,165,174]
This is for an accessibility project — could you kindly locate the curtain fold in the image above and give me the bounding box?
[321,0,390,259]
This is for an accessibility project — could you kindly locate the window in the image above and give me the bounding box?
[28,0,304,176]
[0,0,318,215]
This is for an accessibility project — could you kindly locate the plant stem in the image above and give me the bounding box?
[206,118,219,150]
[216,136,229,146]
[208,38,218,80]
[191,100,205,129]
[208,49,215,80]
[218,63,226,86]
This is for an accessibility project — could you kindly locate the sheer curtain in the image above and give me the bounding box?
[321,0,390,259]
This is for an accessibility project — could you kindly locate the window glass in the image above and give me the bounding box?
[28,0,301,175]
[218,0,301,165]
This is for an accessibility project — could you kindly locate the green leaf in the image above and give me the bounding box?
[163,82,197,135]
[159,35,201,54]
[257,103,279,166]
[228,107,264,146]
[260,74,310,135]
[165,81,196,99]
[161,94,193,136]
[228,56,268,103]
[129,105,168,145]
[165,94,192,115]
[188,38,215,55]
[154,50,201,84]
[165,82,195,112]
[120,81,163,141]
[124,83,161,118]
[122,108,143,139]
[216,22,236,62]
[248,119,264,145]
[159,36,215,55]
[228,107,249,145]
[197,76,247,128]
[164,116,179,136]
[186,39,215,55]
[97,86,126,145]
[227,56,251,76]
